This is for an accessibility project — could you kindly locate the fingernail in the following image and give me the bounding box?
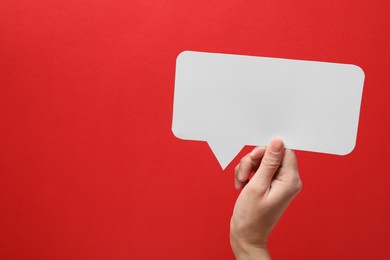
[270,139,284,153]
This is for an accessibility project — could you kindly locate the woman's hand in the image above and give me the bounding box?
[230,138,302,259]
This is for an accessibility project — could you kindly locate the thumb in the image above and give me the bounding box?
[249,138,285,194]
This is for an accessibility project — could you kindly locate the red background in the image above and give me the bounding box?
[1,0,389,259]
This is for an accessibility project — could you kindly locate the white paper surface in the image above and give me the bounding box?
[172,51,365,169]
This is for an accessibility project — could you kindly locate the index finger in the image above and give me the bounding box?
[234,146,266,189]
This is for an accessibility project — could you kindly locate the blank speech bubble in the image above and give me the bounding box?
[172,51,365,169]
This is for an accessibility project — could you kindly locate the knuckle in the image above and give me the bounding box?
[234,164,239,174]
[246,182,267,196]
[240,156,252,166]
[245,184,258,195]
[296,179,303,192]
[234,165,241,181]
[261,156,281,169]
[290,173,303,194]
[295,180,303,193]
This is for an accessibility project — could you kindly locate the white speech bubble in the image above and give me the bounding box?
[172,51,365,169]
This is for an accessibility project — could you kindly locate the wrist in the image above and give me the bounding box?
[236,249,270,260]
[230,226,270,260]
[231,240,270,260]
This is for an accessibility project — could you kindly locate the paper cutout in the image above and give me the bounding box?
[172,51,365,169]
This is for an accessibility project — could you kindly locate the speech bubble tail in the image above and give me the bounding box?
[207,140,244,170]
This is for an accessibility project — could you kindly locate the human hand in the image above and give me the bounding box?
[230,138,302,260]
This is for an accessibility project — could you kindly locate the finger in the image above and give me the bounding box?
[234,165,244,189]
[235,176,248,190]
[234,176,241,189]
[273,149,302,194]
[234,147,266,190]
[250,146,267,159]
[279,149,298,173]
[249,138,285,193]
[238,147,266,182]
[234,154,253,190]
